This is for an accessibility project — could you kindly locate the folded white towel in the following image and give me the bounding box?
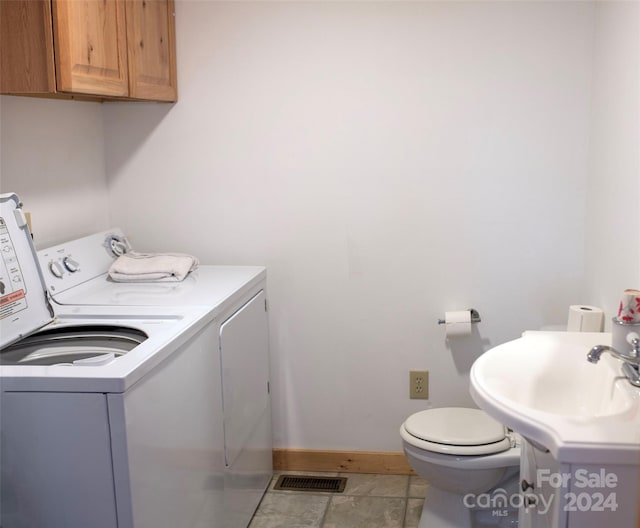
[108,252,199,282]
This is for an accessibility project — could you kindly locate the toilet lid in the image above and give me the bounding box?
[404,407,506,446]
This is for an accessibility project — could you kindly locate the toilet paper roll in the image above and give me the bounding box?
[567,305,604,332]
[444,310,472,337]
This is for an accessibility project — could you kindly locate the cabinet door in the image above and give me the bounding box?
[125,0,177,102]
[0,0,56,94]
[52,0,129,97]
[519,439,568,528]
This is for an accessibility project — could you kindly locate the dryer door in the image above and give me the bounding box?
[219,290,270,468]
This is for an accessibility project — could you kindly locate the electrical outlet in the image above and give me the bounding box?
[409,370,429,399]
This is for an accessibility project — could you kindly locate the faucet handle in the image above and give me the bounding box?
[627,332,640,357]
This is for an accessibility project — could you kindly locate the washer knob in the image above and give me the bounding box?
[63,256,80,273]
[49,261,64,278]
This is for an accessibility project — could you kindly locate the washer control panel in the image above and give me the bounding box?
[38,229,130,296]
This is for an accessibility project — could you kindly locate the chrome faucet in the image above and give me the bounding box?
[587,334,640,387]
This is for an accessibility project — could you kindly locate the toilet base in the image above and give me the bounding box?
[418,474,520,528]
[419,487,472,528]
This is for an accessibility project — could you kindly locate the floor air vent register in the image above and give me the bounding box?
[274,475,347,493]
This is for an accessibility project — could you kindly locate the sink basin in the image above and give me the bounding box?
[470,331,640,464]
[475,336,632,419]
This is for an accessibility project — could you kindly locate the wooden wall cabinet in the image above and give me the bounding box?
[0,0,177,102]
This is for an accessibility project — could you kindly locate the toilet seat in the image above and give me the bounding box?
[402,407,511,456]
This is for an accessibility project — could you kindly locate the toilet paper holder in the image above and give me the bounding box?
[437,309,481,325]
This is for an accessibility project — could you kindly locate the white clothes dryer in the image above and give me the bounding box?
[36,228,272,528]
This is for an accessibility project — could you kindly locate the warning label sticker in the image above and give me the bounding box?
[0,217,28,320]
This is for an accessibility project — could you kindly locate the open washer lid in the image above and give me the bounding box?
[0,193,54,348]
[404,407,506,446]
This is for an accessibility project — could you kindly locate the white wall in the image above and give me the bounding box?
[0,96,109,248]
[585,1,640,323]
[0,1,630,455]
[104,1,593,451]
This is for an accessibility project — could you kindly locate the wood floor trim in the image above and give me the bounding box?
[272,449,414,475]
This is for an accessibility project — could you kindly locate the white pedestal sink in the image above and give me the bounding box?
[470,331,640,528]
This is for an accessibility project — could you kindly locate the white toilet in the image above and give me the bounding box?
[400,407,520,528]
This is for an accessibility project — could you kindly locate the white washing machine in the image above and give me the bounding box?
[0,194,221,528]
[2,305,224,528]
[35,228,272,528]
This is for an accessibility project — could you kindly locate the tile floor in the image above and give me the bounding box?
[249,471,427,528]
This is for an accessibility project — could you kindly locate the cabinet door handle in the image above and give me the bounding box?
[526,496,538,506]
[521,479,535,492]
